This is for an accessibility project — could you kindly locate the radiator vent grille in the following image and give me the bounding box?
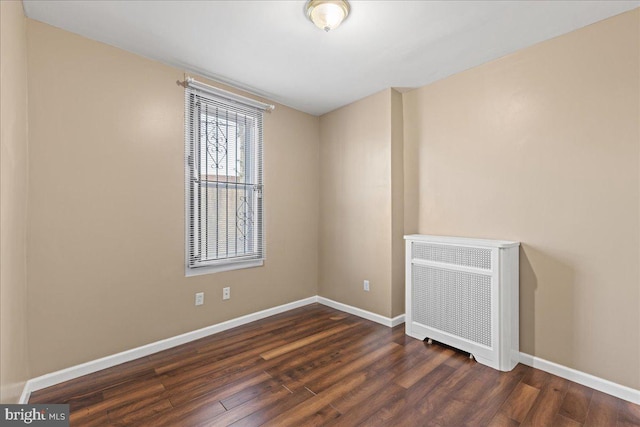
[413,243,492,270]
[412,264,492,347]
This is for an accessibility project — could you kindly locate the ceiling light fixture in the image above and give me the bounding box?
[305,0,350,32]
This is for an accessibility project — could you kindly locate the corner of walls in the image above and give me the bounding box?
[0,0,31,404]
[401,90,419,236]
[390,89,405,318]
[318,89,405,319]
[637,8,640,395]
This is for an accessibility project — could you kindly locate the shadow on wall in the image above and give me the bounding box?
[519,244,575,367]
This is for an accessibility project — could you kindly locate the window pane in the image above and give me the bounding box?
[199,112,247,181]
[198,183,256,260]
[186,87,264,272]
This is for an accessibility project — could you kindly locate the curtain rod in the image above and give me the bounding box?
[185,77,275,112]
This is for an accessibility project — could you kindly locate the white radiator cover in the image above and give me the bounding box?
[405,235,520,371]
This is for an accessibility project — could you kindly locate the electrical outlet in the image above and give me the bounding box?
[364,280,370,291]
[195,292,204,306]
[223,287,231,300]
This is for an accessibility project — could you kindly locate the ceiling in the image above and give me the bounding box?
[23,1,639,116]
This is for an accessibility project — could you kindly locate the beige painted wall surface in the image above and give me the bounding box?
[26,20,319,377]
[390,89,405,318]
[0,0,30,403]
[404,9,640,389]
[319,89,394,317]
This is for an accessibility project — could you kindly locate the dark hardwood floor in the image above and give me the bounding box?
[30,304,640,426]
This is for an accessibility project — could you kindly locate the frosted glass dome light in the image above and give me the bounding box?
[306,0,350,32]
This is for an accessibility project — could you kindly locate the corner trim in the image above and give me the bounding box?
[19,296,318,402]
[519,352,640,405]
[18,384,31,405]
[316,296,405,328]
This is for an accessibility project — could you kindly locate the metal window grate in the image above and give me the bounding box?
[185,87,265,269]
[413,243,492,270]
[412,264,492,347]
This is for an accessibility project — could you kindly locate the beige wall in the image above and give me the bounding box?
[0,0,31,403]
[403,9,640,389]
[26,20,319,377]
[319,89,404,318]
[390,90,405,317]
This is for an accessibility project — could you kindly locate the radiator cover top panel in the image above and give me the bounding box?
[412,264,492,347]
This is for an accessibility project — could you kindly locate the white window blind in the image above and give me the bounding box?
[185,81,268,274]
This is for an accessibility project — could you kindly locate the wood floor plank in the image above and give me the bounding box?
[147,304,335,366]
[259,371,368,427]
[268,324,395,391]
[227,387,315,427]
[106,392,172,423]
[330,385,408,427]
[158,343,278,387]
[71,411,116,427]
[154,337,283,376]
[69,381,166,424]
[461,363,528,426]
[304,341,401,393]
[520,364,552,389]
[159,311,346,378]
[487,412,520,427]
[381,359,480,426]
[552,413,584,427]
[102,376,165,400]
[29,303,640,427]
[29,361,156,405]
[416,366,497,427]
[295,404,342,426]
[219,378,282,410]
[366,339,433,377]
[328,371,396,414]
[144,399,226,427]
[109,398,173,425]
[429,398,476,427]
[617,399,640,427]
[202,385,293,426]
[520,374,570,427]
[355,363,456,427]
[495,381,541,423]
[559,382,594,424]
[372,339,438,379]
[263,320,381,380]
[52,388,104,412]
[394,347,455,389]
[168,371,272,407]
[585,389,620,427]
[259,322,358,360]
[413,357,480,413]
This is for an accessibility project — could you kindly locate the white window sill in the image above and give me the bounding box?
[185,259,264,277]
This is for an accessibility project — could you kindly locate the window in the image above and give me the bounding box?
[185,81,268,275]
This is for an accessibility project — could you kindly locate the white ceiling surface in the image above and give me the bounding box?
[23,1,639,116]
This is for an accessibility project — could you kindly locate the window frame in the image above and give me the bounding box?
[185,82,267,277]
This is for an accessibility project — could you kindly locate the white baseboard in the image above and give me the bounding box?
[19,296,318,403]
[519,353,640,405]
[317,296,405,327]
[19,295,404,403]
[21,296,638,406]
